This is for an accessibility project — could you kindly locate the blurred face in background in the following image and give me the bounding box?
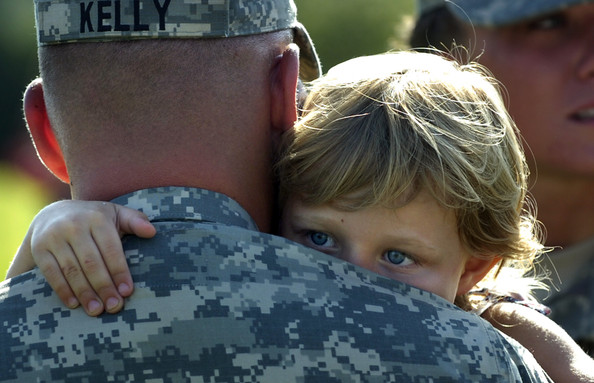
[470,4,594,178]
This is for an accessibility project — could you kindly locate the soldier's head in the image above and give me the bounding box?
[24,0,321,231]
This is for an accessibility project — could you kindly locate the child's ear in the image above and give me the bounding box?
[457,256,502,296]
[23,79,70,184]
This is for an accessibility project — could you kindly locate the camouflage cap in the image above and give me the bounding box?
[417,0,594,26]
[34,0,321,81]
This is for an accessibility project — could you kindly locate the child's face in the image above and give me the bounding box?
[281,189,477,302]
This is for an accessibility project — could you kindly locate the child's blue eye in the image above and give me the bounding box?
[307,231,334,247]
[384,250,414,266]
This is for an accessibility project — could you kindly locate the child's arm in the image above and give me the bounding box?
[6,200,156,316]
[484,302,594,382]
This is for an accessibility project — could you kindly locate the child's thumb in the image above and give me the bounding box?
[116,207,156,238]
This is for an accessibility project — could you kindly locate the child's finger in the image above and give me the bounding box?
[43,242,105,317]
[90,221,134,300]
[30,218,105,315]
[113,205,156,239]
[33,248,80,309]
[67,232,124,314]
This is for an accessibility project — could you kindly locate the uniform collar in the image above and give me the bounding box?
[111,186,259,231]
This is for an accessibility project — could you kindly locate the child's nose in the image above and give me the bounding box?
[342,250,376,272]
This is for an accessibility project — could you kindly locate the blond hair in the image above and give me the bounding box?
[277,51,547,309]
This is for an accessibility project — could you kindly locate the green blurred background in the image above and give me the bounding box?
[0,0,415,276]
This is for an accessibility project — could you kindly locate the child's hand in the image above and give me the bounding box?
[7,200,156,316]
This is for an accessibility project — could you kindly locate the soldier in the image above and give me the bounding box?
[410,0,594,358]
[1,1,551,382]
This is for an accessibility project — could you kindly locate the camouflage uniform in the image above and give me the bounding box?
[536,239,594,356]
[0,187,552,382]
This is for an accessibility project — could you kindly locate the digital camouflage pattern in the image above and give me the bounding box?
[417,0,594,26]
[34,0,321,81]
[536,239,594,357]
[0,187,552,382]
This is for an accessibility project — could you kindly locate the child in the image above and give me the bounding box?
[8,51,594,381]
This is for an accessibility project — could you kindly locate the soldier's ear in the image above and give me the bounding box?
[270,43,299,134]
[23,78,70,184]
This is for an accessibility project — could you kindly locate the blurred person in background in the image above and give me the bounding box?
[0,0,70,274]
[410,0,594,356]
